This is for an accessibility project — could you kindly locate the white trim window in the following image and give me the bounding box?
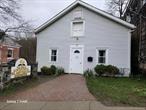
[97,49,107,64]
[71,21,84,37]
[7,48,13,59]
[49,49,58,62]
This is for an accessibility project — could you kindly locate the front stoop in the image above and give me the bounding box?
[0,101,145,110]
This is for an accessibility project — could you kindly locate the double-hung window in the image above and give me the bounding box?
[7,48,13,58]
[50,49,57,62]
[97,50,107,64]
[71,21,84,37]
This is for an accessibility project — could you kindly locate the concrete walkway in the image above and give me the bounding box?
[0,101,145,110]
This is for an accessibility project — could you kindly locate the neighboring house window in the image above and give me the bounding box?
[7,49,13,58]
[50,49,57,62]
[71,21,84,37]
[73,10,82,19]
[97,50,106,64]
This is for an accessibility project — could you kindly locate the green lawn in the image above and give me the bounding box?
[86,77,146,107]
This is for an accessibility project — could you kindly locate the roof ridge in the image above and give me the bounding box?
[35,0,135,34]
[0,34,21,47]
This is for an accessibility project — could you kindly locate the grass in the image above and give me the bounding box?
[0,75,56,96]
[86,76,146,107]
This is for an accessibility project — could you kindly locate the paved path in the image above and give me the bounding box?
[0,101,145,110]
[0,75,145,110]
[0,74,95,101]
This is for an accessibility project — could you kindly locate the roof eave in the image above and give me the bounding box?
[79,1,136,29]
[35,1,79,34]
[35,0,135,34]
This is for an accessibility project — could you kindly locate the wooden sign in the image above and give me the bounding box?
[11,58,31,79]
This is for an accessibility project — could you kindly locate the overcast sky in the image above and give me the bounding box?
[20,0,106,28]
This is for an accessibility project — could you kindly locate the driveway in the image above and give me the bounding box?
[0,74,95,101]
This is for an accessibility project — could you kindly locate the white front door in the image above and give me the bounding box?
[69,45,84,74]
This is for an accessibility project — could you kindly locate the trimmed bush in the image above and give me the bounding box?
[106,65,119,76]
[94,65,107,76]
[83,69,94,77]
[50,65,57,75]
[41,66,51,75]
[94,64,119,77]
[56,67,65,76]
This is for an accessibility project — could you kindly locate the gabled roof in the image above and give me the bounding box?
[0,34,21,48]
[35,0,135,34]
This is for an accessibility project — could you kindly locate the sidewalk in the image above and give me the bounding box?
[0,101,145,110]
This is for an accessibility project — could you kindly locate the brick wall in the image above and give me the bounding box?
[0,45,20,64]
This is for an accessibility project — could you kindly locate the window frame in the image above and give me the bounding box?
[7,48,13,59]
[96,49,108,65]
[49,49,58,62]
[71,20,85,37]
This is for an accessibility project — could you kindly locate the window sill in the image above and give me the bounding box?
[49,61,58,63]
[71,36,84,38]
[96,63,106,65]
[7,57,14,60]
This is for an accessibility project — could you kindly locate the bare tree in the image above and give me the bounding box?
[17,37,37,64]
[0,0,21,23]
[4,21,34,33]
[0,0,34,34]
[106,0,128,18]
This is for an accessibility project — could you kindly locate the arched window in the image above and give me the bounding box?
[74,50,80,53]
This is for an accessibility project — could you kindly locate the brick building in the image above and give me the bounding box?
[0,31,21,64]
